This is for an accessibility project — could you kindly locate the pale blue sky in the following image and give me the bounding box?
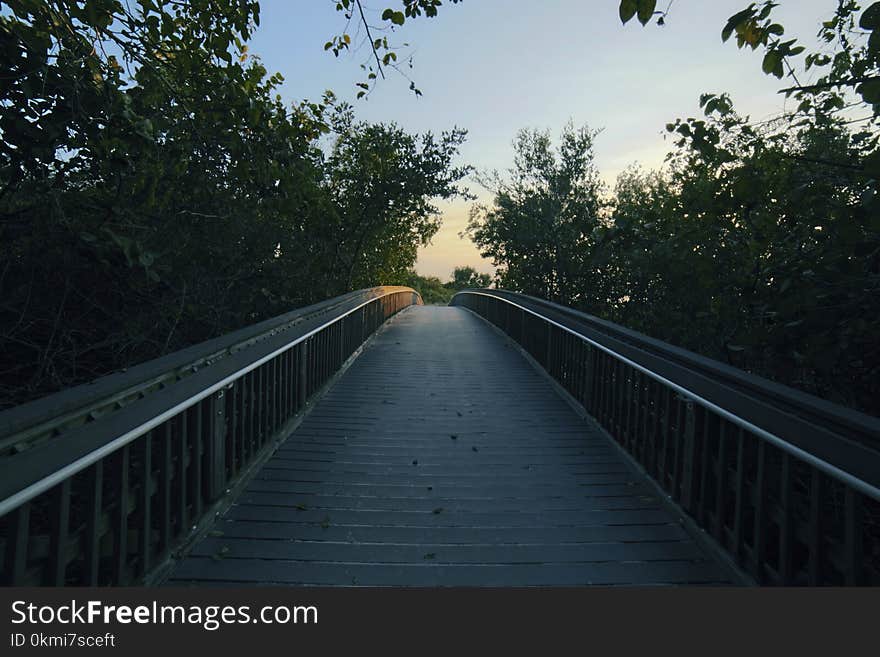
[248,0,837,279]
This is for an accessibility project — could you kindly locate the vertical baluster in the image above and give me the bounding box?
[584,345,596,413]
[192,404,203,519]
[238,377,246,465]
[158,422,172,556]
[680,399,697,511]
[576,341,586,406]
[807,469,823,585]
[257,364,264,445]
[273,356,280,431]
[339,317,345,370]
[751,440,767,582]
[545,322,552,371]
[114,445,130,584]
[658,386,672,491]
[608,358,618,436]
[139,432,152,577]
[844,488,863,586]
[615,360,625,438]
[643,378,655,476]
[291,348,298,416]
[178,411,189,538]
[208,391,227,499]
[732,428,747,559]
[248,371,256,459]
[299,340,309,409]
[714,420,728,543]
[48,479,72,585]
[633,371,644,463]
[229,383,238,475]
[697,410,711,525]
[84,461,103,585]
[671,396,684,502]
[778,452,793,585]
[624,366,634,452]
[286,349,294,420]
[4,502,31,585]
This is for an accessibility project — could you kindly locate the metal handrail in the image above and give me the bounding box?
[453,288,879,585]
[0,288,395,455]
[0,287,420,517]
[452,290,880,502]
[468,289,880,444]
[0,286,421,586]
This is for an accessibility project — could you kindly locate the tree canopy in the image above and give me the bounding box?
[465,1,879,414]
[0,1,469,407]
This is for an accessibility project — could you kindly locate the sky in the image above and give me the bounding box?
[248,0,837,280]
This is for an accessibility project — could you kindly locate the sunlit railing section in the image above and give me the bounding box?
[453,289,880,586]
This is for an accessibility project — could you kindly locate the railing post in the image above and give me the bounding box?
[4,503,30,585]
[680,397,697,511]
[206,389,227,501]
[298,339,309,410]
[545,322,553,370]
[845,488,863,585]
[339,318,345,368]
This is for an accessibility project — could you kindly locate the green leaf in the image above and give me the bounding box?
[762,50,783,78]
[636,0,657,26]
[619,0,637,24]
[391,11,405,25]
[722,7,755,42]
[859,2,880,30]
[381,8,394,20]
[860,79,880,104]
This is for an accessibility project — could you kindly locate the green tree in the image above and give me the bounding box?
[466,123,607,305]
[449,266,491,289]
[404,270,456,304]
[0,1,470,407]
[602,108,879,412]
[324,109,471,291]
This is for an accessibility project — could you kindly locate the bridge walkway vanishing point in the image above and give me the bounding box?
[168,306,735,586]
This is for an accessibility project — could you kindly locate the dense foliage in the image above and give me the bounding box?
[405,271,455,305]
[405,266,491,305]
[468,2,879,414]
[0,1,469,408]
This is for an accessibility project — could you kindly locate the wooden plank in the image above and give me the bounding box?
[170,558,729,586]
[189,537,706,564]
[203,519,692,544]
[224,505,673,527]
[243,480,648,498]
[235,491,660,513]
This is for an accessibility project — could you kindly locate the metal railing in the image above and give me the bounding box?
[452,289,880,586]
[0,287,421,586]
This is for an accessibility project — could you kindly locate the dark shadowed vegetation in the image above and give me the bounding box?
[467,1,880,414]
[0,0,470,408]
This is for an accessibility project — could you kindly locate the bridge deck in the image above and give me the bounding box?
[169,306,732,586]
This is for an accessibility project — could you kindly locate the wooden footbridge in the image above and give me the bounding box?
[1,288,878,586]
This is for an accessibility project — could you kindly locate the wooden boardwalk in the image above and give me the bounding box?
[169,306,733,586]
